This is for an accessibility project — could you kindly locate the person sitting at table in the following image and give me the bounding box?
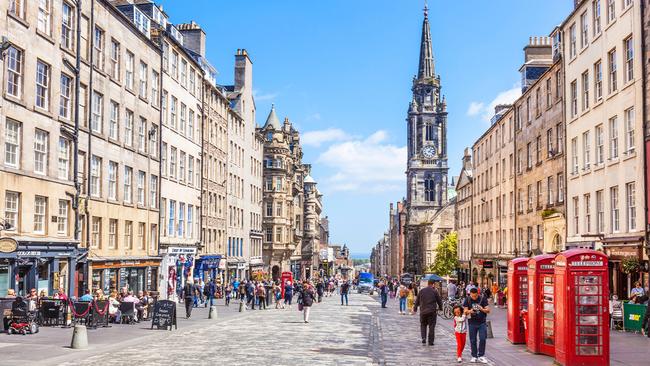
[53,287,68,301]
[137,291,150,319]
[25,288,38,311]
[6,289,16,298]
[630,282,645,302]
[79,289,93,302]
[95,289,107,301]
[122,290,141,321]
[108,291,121,323]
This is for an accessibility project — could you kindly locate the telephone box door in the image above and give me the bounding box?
[507,258,528,344]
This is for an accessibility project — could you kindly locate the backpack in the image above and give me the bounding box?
[399,288,408,298]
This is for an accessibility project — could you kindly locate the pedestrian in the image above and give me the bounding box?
[182,279,194,318]
[407,283,416,315]
[463,287,490,363]
[247,281,255,310]
[192,278,201,308]
[284,281,294,309]
[491,282,498,306]
[257,283,266,310]
[340,280,350,306]
[225,283,232,307]
[453,305,468,363]
[447,280,458,300]
[205,279,216,307]
[413,278,443,346]
[300,281,316,323]
[239,281,246,302]
[316,280,324,303]
[641,296,650,337]
[398,283,408,314]
[274,282,283,309]
[379,281,388,308]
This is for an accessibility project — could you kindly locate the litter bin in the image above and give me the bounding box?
[520,309,529,343]
[623,303,647,332]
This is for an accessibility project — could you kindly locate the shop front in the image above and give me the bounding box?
[602,237,646,300]
[194,255,222,283]
[90,257,160,295]
[471,258,498,287]
[227,259,247,281]
[0,238,86,298]
[160,247,196,301]
[249,256,266,281]
[457,261,470,284]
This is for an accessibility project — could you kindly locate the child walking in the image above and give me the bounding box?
[453,305,468,363]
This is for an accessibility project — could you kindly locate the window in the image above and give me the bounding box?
[91,217,101,248]
[108,161,117,200]
[265,228,272,242]
[9,0,25,19]
[536,136,541,164]
[593,0,601,35]
[569,23,577,58]
[625,107,635,152]
[178,203,185,237]
[125,110,133,147]
[137,171,145,206]
[90,155,101,197]
[527,184,533,211]
[138,118,146,153]
[161,143,167,176]
[594,60,602,101]
[133,8,150,37]
[546,78,552,107]
[161,90,168,124]
[80,15,89,60]
[556,123,563,154]
[266,202,273,216]
[581,71,589,110]
[171,51,179,79]
[139,62,147,98]
[188,156,194,186]
[91,91,103,133]
[125,221,133,249]
[571,138,578,174]
[61,2,74,50]
[180,103,187,134]
[537,180,543,208]
[58,138,70,180]
[110,40,120,80]
[570,80,578,117]
[109,101,119,140]
[37,0,51,36]
[187,205,193,239]
[35,61,50,110]
[124,166,132,203]
[624,36,633,82]
[626,182,636,231]
[93,26,104,70]
[57,200,68,235]
[150,175,158,209]
[573,197,579,235]
[149,124,158,156]
[170,147,177,178]
[162,42,169,72]
[607,0,615,23]
[188,110,195,140]
[546,129,553,157]
[584,194,591,233]
[179,151,186,182]
[582,131,590,169]
[526,143,532,169]
[580,11,588,48]
[34,196,47,234]
[275,227,282,242]
[151,71,159,106]
[181,59,187,87]
[547,176,554,205]
[79,85,87,126]
[4,192,19,231]
[125,51,134,90]
[189,68,196,95]
[168,200,176,236]
[6,46,23,98]
[108,219,117,249]
[595,124,604,164]
[170,96,177,129]
[608,49,617,93]
[276,202,283,216]
[609,116,618,159]
[34,129,48,175]
[138,223,145,249]
[558,173,564,203]
[611,186,619,232]
[596,190,604,233]
[59,74,72,119]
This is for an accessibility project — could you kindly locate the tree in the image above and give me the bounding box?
[428,232,458,276]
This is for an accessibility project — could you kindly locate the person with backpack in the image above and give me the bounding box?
[398,283,408,314]
[299,281,316,323]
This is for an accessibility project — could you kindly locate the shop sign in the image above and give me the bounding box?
[0,237,18,253]
[17,251,41,256]
[482,260,494,269]
[604,245,641,261]
[168,247,197,255]
[237,263,246,270]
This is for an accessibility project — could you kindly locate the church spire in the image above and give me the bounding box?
[417,2,435,80]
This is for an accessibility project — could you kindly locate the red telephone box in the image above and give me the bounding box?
[280,271,293,298]
[526,254,556,356]
[554,249,609,366]
[507,257,529,344]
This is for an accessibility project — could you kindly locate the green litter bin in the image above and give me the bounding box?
[622,302,647,332]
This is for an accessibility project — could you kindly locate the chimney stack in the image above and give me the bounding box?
[177,21,206,57]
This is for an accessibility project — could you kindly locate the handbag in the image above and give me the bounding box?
[298,303,303,311]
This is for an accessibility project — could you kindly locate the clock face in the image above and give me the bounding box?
[422,145,436,158]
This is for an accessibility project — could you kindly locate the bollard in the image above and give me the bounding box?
[70,324,88,349]
[239,300,245,312]
[208,305,218,320]
[486,320,494,339]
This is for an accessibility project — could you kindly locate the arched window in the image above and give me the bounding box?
[424,177,435,202]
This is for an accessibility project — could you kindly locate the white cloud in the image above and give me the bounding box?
[466,85,521,122]
[317,130,406,193]
[301,128,351,147]
[252,89,278,101]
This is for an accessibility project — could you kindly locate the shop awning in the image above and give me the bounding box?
[601,236,644,245]
[196,255,222,270]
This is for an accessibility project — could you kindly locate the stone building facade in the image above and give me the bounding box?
[454,148,473,283]
[388,200,406,277]
[302,171,322,279]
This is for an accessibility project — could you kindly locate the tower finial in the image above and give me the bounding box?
[417,1,435,79]
[424,0,428,18]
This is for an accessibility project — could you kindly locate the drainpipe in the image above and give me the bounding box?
[640,0,649,261]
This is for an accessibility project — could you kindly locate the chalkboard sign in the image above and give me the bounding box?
[151,299,177,331]
[119,268,127,289]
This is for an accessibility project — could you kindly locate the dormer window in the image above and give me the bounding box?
[133,8,150,38]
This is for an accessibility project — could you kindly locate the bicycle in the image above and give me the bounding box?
[440,297,463,320]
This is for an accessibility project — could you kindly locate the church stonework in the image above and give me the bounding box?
[404,7,450,275]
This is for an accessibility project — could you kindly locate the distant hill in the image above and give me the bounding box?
[350,252,369,260]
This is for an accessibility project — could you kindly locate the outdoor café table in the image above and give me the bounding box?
[622,302,647,332]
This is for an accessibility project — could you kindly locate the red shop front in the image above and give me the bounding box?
[526,254,555,356]
[554,249,609,366]
[507,257,528,344]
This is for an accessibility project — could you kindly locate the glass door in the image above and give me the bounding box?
[542,275,554,345]
[574,274,603,356]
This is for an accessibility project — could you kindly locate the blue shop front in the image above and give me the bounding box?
[194,255,223,283]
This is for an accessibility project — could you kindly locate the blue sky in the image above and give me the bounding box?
[160,0,573,257]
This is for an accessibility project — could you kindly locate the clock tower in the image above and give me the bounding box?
[405,4,449,226]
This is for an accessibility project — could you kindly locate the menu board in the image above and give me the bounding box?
[151,300,177,331]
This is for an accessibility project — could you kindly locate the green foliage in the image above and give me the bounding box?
[428,232,459,276]
[541,208,558,218]
[621,258,640,274]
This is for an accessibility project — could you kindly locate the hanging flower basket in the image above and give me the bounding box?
[621,258,640,274]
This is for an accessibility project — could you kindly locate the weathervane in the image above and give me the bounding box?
[423,0,428,18]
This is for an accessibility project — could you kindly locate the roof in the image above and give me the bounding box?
[264,104,281,130]
[304,175,316,184]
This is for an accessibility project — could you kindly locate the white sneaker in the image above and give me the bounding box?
[478,356,488,364]
[470,357,478,363]
[457,357,462,363]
